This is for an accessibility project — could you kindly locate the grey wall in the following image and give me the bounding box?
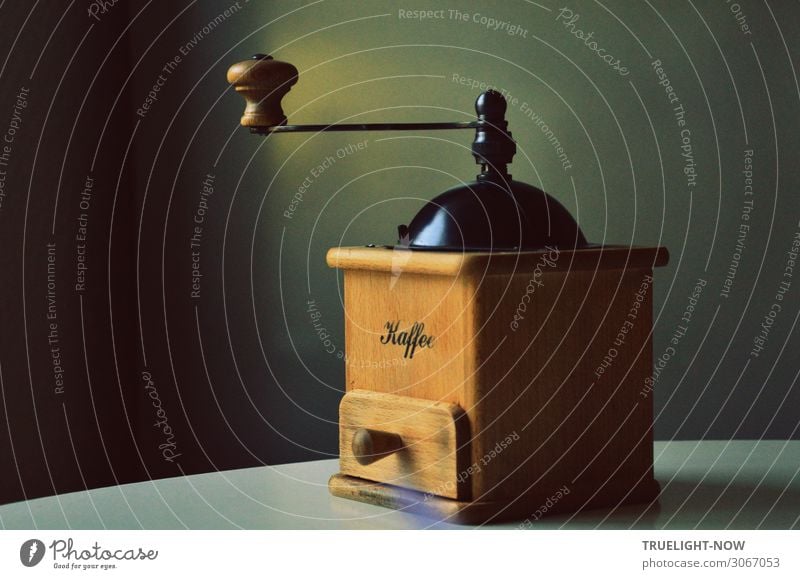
[1,0,798,504]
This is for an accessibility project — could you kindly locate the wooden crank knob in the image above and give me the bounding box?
[352,428,404,466]
[226,54,298,128]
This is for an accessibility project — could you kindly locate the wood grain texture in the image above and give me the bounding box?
[330,246,668,520]
[328,473,660,525]
[339,390,470,500]
[327,245,668,276]
[341,269,477,405]
[469,267,657,504]
[226,56,298,128]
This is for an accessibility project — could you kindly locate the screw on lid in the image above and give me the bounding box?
[399,178,588,251]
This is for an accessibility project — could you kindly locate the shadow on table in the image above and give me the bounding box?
[513,478,800,530]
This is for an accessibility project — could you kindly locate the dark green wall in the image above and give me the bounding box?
[1,0,798,504]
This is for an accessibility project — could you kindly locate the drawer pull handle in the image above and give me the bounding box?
[352,428,404,465]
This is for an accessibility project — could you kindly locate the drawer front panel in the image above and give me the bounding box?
[339,390,469,500]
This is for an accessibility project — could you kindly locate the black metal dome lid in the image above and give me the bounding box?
[398,175,588,251]
[396,89,587,252]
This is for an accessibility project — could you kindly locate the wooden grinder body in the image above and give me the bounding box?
[328,245,668,524]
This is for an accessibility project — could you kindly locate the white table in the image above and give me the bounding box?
[2,441,798,529]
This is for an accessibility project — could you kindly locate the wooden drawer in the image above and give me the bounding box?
[339,390,470,500]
